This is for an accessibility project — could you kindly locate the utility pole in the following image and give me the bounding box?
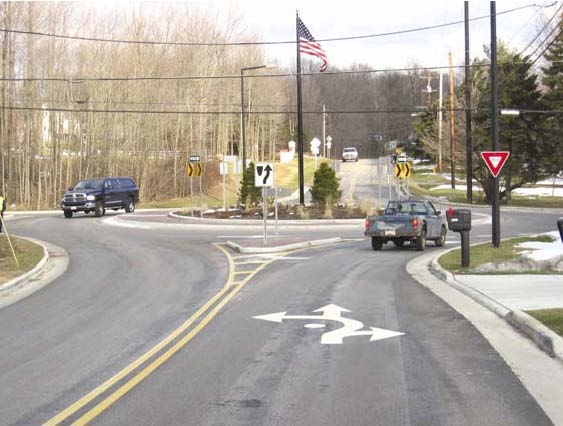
[296,12,305,205]
[490,1,501,247]
[465,1,473,204]
[449,51,456,189]
[438,70,443,172]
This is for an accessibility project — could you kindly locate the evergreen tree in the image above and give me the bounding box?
[310,162,341,206]
[238,162,262,208]
[471,43,543,202]
[540,20,563,177]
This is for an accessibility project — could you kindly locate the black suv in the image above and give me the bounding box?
[61,177,139,218]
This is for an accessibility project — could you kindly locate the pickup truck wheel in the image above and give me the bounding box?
[371,237,383,251]
[63,210,73,219]
[125,198,135,213]
[435,227,447,247]
[94,200,105,217]
[416,229,427,251]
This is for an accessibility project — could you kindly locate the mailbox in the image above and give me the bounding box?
[446,208,472,232]
[558,218,563,244]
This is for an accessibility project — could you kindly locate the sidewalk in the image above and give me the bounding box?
[455,274,563,311]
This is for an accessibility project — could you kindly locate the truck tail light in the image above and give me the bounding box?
[412,217,419,230]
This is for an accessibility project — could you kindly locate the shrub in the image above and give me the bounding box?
[310,162,341,207]
[238,161,262,208]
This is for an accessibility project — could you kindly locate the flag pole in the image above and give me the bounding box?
[296,11,305,205]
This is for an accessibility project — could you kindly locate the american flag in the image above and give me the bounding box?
[297,18,328,72]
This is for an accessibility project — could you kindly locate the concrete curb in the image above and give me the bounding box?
[0,236,69,309]
[226,237,343,254]
[168,211,363,226]
[0,237,49,292]
[428,251,563,363]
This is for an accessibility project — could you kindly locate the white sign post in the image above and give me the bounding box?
[255,163,275,245]
[220,160,228,211]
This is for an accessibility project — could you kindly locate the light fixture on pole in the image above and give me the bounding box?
[241,64,274,171]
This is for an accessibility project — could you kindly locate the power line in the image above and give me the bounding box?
[0,63,493,82]
[0,105,474,115]
[0,4,553,47]
[526,17,562,61]
[519,1,563,56]
[530,23,563,65]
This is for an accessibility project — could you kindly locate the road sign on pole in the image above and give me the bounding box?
[481,151,510,178]
[254,163,274,187]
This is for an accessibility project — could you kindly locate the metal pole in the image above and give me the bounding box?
[263,186,267,245]
[449,51,456,189]
[296,12,305,205]
[241,70,247,172]
[322,104,326,158]
[490,1,501,247]
[190,176,194,217]
[222,161,226,211]
[378,158,382,208]
[438,70,443,171]
[465,0,473,204]
[199,173,203,218]
[275,187,279,238]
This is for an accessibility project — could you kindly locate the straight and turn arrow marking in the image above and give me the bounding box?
[253,304,404,345]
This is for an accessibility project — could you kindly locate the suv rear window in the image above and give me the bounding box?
[119,178,135,187]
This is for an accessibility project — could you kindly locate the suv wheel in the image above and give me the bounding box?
[125,198,135,213]
[95,200,105,217]
[64,210,73,219]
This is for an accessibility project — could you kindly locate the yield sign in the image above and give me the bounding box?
[481,151,510,178]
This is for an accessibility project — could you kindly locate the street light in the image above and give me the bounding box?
[240,64,274,171]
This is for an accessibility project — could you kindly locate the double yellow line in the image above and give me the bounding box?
[44,244,275,426]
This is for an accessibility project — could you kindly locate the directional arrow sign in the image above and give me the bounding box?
[254,162,274,187]
[481,151,510,178]
[253,304,404,345]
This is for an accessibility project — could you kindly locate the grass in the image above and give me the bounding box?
[274,156,317,188]
[438,235,554,274]
[526,309,563,337]
[411,180,563,209]
[0,235,45,284]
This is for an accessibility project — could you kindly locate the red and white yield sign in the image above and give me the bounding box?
[481,151,510,178]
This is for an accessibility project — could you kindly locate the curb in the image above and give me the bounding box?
[0,237,49,292]
[428,251,563,363]
[0,236,69,309]
[168,211,363,226]
[226,237,343,254]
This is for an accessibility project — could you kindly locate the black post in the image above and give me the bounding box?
[490,1,500,247]
[461,230,470,267]
[296,12,305,205]
[240,70,247,171]
[464,1,473,204]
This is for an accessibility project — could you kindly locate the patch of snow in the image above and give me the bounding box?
[517,231,563,262]
[536,177,563,186]
[429,184,483,192]
[513,187,563,197]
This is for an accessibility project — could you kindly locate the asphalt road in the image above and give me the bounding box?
[1,159,561,425]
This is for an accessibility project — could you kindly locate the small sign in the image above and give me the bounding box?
[481,151,510,178]
[187,164,194,176]
[394,162,411,178]
[196,163,202,176]
[255,163,274,187]
[189,154,200,163]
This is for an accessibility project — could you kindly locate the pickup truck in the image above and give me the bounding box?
[364,199,447,251]
[61,177,139,218]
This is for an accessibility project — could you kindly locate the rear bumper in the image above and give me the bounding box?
[365,229,419,238]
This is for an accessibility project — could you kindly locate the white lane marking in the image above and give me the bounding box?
[101,216,153,229]
[253,304,404,345]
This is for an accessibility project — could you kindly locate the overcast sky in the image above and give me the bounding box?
[181,0,559,70]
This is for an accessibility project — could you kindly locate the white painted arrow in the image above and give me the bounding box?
[253,304,404,345]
